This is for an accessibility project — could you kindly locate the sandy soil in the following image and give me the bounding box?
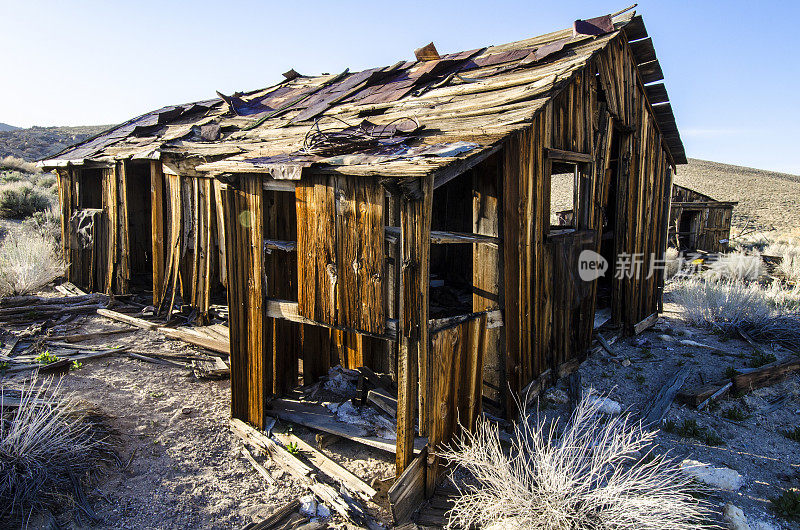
[1,310,397,529]
[538,298,800,529]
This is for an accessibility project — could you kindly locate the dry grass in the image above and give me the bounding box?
[0,377,112,519]
[671,277,800,349]
[0,156,40,174]
[441,392,711,529]
[707,251,764,281]
[0,182,52,219]
[0,227,65,296]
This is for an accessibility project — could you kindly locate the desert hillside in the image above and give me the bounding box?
[675,159,800,235]
[0,124,112,161]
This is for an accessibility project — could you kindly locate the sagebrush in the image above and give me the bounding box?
[670,277,800,349]
[0,227,65,296]
[0,182,51,219]
[0,377,112,518]
[441,392,711,529]
[0,156,39,174]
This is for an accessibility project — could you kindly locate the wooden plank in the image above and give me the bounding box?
[267,399,426,455]
[640,367,690,426]
[644,83,669,105]
[633,312,658,334]
[388,446,427,525]
[732,359,800,393]
[544,147,594,163]
[472,152,504,408]
[396,174,433,474]
[272,429,378,501]
[367,387,398,418]
[150,162,165,306]
[335,175,385,334]
[623,15,648,42]
[629,37,656,64]
[263,298,398,340]
[637,60,664,84]
[296,175,337,325]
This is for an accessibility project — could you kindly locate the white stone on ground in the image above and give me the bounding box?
[723,503,750,530]
[299,495,317,517]
[586,395,622,415]
[679,460,744,491]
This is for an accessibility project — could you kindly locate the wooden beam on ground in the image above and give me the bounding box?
[641,367,690,426]
[96,308,230,354]
[367,388,398,418]
[272,428,377,501]
[633,312,658,334]
[544,147,594,163]
[732,359,800,393]
[267,399,426,455]
[241,446,276,485]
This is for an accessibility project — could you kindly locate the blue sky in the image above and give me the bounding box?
[1,1,798,174]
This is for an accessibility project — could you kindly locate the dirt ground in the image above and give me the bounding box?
[541,298,800,530]
[1,307,397,529]
[2,287,799,529]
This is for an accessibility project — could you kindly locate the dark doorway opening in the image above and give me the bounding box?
[125,162,153,292]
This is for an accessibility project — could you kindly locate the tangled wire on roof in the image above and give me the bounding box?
[301,116,420,157]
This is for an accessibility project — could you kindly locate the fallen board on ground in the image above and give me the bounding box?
[267,398,426,454]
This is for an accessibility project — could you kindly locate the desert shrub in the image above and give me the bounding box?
[441,393,711,529]
[664,247,681,279]
[0,156,39,174]
[0,377,111,518]
[21,205,61,244]
[0,171,26,184]
[0,182,51,219]
[0,227,65,296]
[707,251,763,281]
[771,488,800,520]
[671,277,800,349]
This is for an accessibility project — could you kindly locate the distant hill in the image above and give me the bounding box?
[0,125,113,162]
[675,159,800,236]
[0,123,19,132]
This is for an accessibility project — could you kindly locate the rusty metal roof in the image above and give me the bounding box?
[42,9,686,176]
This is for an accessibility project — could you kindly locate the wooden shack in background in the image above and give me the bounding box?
[669,183,736,253]
[44,9,686,500]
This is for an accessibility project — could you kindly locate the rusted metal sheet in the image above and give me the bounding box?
[573,15,614,37]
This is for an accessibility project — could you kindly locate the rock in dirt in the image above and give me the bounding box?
[545,387,569,404]
[680,460,744,491]
[299,495,317,517]
[586,395,622,415]
[723,503,750,530]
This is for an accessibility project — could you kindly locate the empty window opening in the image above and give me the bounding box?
[430,175,473,318]
[550,162,579,229]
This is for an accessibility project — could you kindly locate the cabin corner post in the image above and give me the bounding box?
[150,161,165,306]
[223,175,270,428]
[396,175,433,475]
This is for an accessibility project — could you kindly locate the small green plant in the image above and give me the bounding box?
[0,360,8,372]
[668,419,725,446]
[34,351,60,365]
[771,488,800,520]
[635,374,646,385]
[71,361,83,370]
[724,366,738,379]
[721,406,748,421]
[661,419,676,433]
[748,352,777,368]
[286,441,300,455]
[783,427,800,442]
[150,391,165,399]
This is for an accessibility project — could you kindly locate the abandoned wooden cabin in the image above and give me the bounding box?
[43,8,685,492]
[669,183,736,253]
